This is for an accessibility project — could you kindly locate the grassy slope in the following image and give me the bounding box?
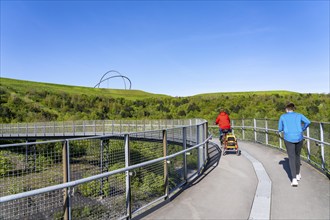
[1,77,303,99]
[0,77,329,123]
[0,77,170,100]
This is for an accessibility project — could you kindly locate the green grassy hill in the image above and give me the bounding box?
[0,77,169,100]
[0,77,329,123]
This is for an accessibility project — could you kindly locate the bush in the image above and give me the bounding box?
[0,150,13,175]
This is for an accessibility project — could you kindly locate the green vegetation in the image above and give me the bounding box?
[0,151,13,175]
[1,77,329,123]
[1,77,329,219]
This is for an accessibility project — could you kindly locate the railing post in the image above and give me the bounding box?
[172,120,175,140]
[143,120,146,138]
[63,140,71,220]
[254,118,257,142]
[103,120,105,135]
[279,132,283,150]
[124,134,132,219]
[320,123,325,170]
[265,119,269,145]
[183,127,187,181]
[204,122,208,162]
[197,125,203,172]
[83,121,85,136]
[242,119,245,140]
[306,127,310,161]
[25,140,28,170]
[232,120,234,135]
[94,120,96,135]
[73,121,75,136]
[100,139,104,195]
[33,142,36,172]
[163,130,169,200]
[189,119,192,145]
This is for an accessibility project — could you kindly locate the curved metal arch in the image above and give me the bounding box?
[94,75,132,89]
[98,70,126,89]
[94,70,132,89]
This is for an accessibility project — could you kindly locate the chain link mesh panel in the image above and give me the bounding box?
[185,126,199,179]
[0,141,65,219]
[167,128,185,192]
[0,120,211,219]
[233,119,329,173]
[129,130,164,214]
[0,189,65,220]
[69,136,127,219]
[71,173,127,220]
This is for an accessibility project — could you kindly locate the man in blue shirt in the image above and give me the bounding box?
[278,103,310,187]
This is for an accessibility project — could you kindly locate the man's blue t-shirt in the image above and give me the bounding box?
[278,112,311,143]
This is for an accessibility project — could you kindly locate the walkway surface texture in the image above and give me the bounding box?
[140,140,330,220]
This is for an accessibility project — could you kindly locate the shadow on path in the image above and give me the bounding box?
[279,157,292,181]
[185,141,222,188]
[133,141,222,220]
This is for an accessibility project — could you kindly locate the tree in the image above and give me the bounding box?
[187,103,200,113]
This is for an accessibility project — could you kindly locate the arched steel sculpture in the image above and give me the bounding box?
[94,70,132,89]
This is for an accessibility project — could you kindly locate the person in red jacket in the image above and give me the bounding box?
[215,109,231,142]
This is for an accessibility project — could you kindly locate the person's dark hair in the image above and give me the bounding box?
[285,102,295,111]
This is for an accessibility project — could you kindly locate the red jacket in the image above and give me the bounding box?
[215,112,231,129]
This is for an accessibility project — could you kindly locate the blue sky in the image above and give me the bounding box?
[1,1,329,96]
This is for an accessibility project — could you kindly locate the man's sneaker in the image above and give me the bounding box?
[291,178,298,187]
[296,173,301,181]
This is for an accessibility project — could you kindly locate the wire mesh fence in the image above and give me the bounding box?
[167,127,185,192]
[3,118,327,219]
[0,140,65,219]
[0,119,209,220]
[209,118,329,174]
[228,119,330,175]
[0,119,206,138]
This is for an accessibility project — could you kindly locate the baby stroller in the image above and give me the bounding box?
[221,130,240,156]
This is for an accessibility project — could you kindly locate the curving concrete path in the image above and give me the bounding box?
[139,140,330,220]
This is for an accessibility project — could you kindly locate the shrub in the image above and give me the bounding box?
[0,150,13,175]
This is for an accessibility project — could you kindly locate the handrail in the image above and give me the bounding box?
[0,119,207,138]
[226,119,330,174]
[231,126,330,146]
[0,120,210,220]
[234,118,330,124]
[0,123,205,148]
[0,135,211,203]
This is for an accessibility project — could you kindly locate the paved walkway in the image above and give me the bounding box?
[140,140,330,220]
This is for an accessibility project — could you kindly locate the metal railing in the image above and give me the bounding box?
[210,119,330,174]
[0,119,205,138]
[0,119,210,220]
